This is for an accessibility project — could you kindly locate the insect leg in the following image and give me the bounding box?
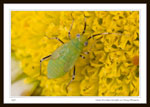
[66,66,76,88]
[68,13,74,40]
[80,55,85,59]
[84,51,89,55]
[49,37,64,44]
[82,14,86,35]
[40,55,51,75]
[45,35,64,44]
[80,52,90,59]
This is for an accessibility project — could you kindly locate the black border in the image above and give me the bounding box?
[1,0,149,106]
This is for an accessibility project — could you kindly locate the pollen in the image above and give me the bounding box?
[132,55,139,66]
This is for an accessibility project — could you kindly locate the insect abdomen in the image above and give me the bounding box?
[47,39,83,79]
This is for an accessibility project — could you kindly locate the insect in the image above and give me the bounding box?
[40,13,121,87]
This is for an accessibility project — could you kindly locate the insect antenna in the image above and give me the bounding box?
[68,13,74,40]
[82,13,86,35]
[88,32,130,40]
[86,32,130,54]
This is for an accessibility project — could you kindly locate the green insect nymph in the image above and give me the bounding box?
[47,34,87,78]
[40,14,119,87]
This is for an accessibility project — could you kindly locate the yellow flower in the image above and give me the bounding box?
[11,11,139,96]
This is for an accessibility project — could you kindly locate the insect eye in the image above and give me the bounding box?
[76,34,80,38]
[84,41,88,46]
